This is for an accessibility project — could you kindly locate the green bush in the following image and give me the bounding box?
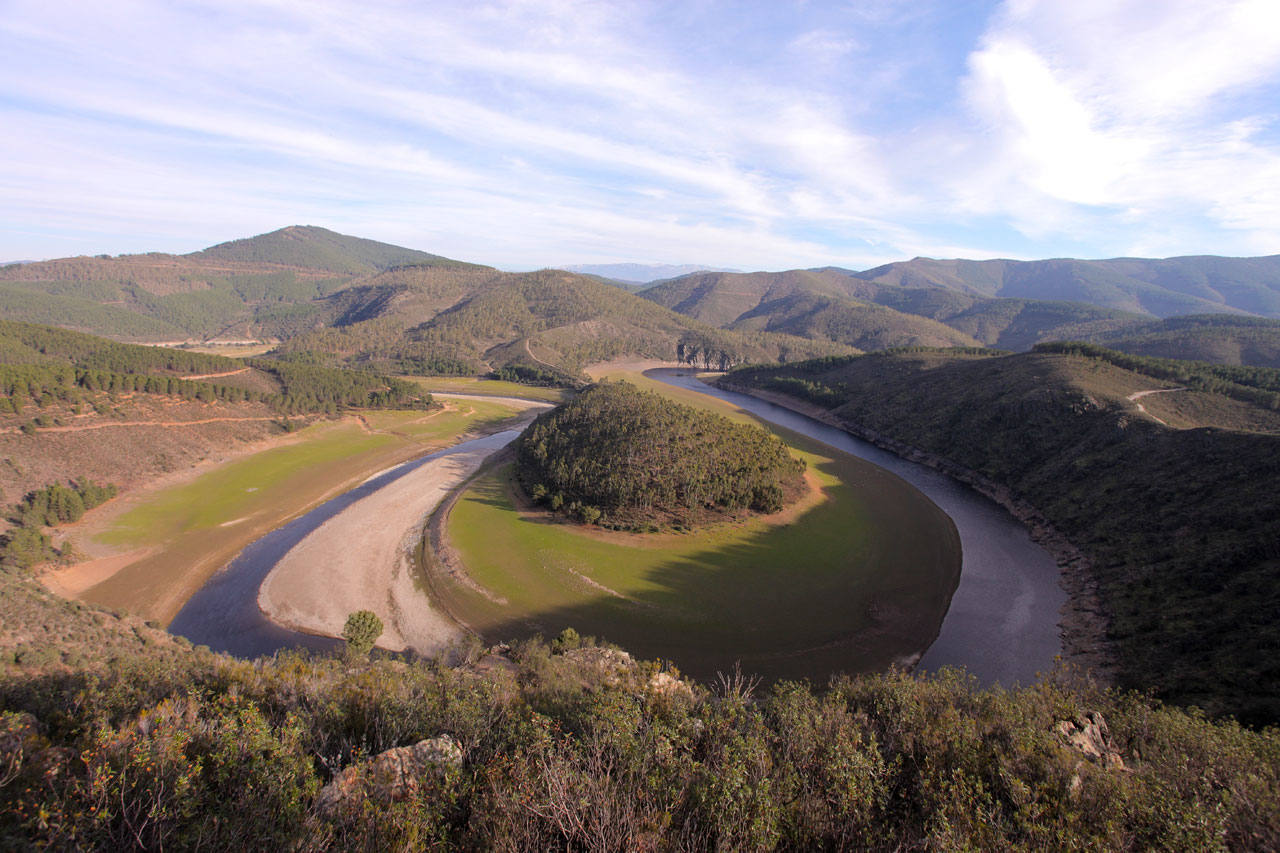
[341,610,384,656]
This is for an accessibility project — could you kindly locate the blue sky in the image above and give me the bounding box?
[2,0,1279,270]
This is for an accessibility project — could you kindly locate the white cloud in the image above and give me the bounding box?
[957,0,1280,251]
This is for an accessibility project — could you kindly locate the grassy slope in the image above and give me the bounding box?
[400,375,572,403]
[730,292,982,350]
[76,399,525,623]
[727,350,1280,723]
[438,371,961,683]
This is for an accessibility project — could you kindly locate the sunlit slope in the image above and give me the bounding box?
[0,226,481,341]
[188,224,487,275]
[278,268,855,376]
[642,268,1151,351]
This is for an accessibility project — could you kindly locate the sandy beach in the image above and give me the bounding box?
[256,397,550,653]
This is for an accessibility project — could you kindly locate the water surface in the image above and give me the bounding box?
[650,369,1064,686]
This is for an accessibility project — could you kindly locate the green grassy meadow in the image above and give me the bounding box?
[80,400,526,623]
[439,370,961,682]
[401,375,572,403]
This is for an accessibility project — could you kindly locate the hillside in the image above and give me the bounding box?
[729,291,982,350]
[642,269,1151,352]
[725,348,1280,723]
[0,321,433,517]
[188,225,486,275]
[514,382,806,528]
[275,267,853,377]
[856,255,1280,319]
[0,227,483,342]
[1090,314,1280,368]
[0,231,851,376]
[2,564,1279,849]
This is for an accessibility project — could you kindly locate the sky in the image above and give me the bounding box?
[2,0,1280,270]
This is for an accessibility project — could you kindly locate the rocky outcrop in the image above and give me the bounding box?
[1056,711,1126,770]
[316,735,463,814]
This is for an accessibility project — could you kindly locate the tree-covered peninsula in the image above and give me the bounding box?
[514,382,805,529]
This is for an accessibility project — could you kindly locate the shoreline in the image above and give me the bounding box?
[715,378,1116,682]
[255,402,550,652]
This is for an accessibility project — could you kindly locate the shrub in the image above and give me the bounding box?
[342,610,384,656]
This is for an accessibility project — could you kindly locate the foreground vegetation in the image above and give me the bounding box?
[0,591,1277,851]
[727,346,1280,724]
[515,382,805,529]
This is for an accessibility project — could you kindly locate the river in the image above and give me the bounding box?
[649,369,1065,686]
[173,374,1064,686]
[168,427,527,658]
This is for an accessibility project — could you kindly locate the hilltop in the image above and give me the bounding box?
[725,346,1280,723]
[0,226,483,343]
[561,262,735,284]
[0,230,851,377]
[188,225,487,275]
[514,382,806,529]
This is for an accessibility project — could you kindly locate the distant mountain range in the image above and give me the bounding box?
[561,263,740,285]
[3,225,1280,371]
[850,255,1280,318]
[638,259,1280,367]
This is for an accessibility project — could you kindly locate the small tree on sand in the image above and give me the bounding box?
[342,610,383,656]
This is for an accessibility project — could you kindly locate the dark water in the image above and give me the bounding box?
[168,428,527,658]
[650,369,1064,687]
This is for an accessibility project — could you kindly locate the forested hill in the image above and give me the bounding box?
[0,226,482,343]
[724,347,1280,724]
[515,381,805,529]
[1089,314,1280,368]
[272,267,853,378]
[854,254,1280,318]
[187,225,487,275]
[0,321,431,416]
[640,268,1152,353]
[0,230,851,376]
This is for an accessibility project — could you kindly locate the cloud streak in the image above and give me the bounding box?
[1,0,1277,266]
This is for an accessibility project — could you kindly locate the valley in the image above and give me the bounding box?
[3,230,1279,849]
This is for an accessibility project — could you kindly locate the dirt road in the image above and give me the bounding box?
[1126,387,1186,426]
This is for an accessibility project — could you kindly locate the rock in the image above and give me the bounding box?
[316,734,463,814]
[1056,711,1126,771]
[561,646,635,684]
[646,670,694,700]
